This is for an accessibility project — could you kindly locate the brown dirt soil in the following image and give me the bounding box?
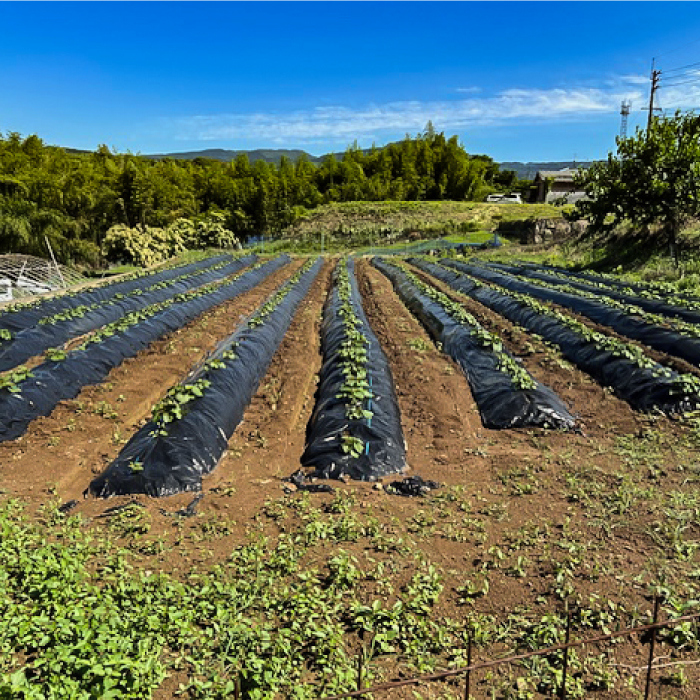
[0,258,306,508]
[3,255,700,699]
[425,261,700,379]
[199,257,336,514]
[352,258,700,698]
[404,260,693,431]
[356,259,482,482]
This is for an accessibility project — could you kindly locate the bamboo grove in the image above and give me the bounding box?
[0,127,514,266]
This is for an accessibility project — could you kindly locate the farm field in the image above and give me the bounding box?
[2,252,700,699]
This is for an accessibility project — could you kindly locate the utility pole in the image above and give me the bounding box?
[647,60,661,133]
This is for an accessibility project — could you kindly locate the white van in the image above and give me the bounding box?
[501,193,522,203]
[487,193,522,204]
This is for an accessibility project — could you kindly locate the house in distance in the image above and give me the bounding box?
[531,168,588,204]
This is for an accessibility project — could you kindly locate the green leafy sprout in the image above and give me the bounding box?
[385,260,537,391]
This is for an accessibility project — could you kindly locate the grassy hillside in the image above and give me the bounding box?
[475,218,700,290]
[278,200,565,251]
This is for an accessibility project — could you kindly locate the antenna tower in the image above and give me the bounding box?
[620,100,631,139]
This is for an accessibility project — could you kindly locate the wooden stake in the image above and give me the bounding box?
[560,608,572,699]
[464,630,473,700]
[644,597,661,700]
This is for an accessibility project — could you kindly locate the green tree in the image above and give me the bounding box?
[0,125,514,266]
[575,111,700,263]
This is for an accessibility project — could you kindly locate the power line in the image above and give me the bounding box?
[662,79,700,89]
[660,67,700,82]
[661,76,700,88]
[661,68,700,81]
[662,60,700,75]
[653,35,700,60]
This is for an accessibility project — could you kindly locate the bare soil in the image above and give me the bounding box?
[2,255,700,698]
[0,259,306,507]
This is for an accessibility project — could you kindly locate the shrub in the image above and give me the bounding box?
[102,215,239,267]
[102,224,187,267]
[192,212,239,249]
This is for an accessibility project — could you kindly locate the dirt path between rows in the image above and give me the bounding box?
[404,260,643,438]
[356,259,483,478]
[0,258,305,509]
[201,257,335,513]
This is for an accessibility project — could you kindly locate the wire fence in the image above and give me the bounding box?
[315,603,700,700]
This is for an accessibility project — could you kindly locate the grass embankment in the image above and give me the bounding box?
[474,220,700,293]
[89,248,238,279]
[248,201,565,255]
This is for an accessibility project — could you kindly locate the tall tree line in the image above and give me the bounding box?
[0,126,509,265]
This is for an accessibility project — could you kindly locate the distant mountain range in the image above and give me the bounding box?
[66,145,596,180]
[146,148,323,164]
[499,161,594,179]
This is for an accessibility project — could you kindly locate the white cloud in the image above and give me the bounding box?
[617,74,650,86]
[455,86,482,94]
[169,77,700,145]
[658,70,700,110]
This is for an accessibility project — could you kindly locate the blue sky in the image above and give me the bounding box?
[2,1,700,162]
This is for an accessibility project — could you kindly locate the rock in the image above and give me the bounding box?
[521,217,588,245]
